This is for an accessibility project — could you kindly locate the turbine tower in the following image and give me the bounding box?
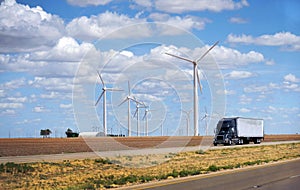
[119,81,140,137]
[181,109,192,136]
[95,71,122,136]
[165,41,219,136]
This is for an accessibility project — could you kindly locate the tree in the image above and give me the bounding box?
[65,128,79,138]
[40,129,51,138]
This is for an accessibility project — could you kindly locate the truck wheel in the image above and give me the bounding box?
[228,140,232,146]
[239,139,243,145]
[214,143,217,146]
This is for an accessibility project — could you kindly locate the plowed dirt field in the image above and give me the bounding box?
[0,135,299,157]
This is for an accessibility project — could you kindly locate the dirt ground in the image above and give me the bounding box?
[0,135,299,157]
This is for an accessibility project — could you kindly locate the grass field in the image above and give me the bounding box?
[0,142,299,189]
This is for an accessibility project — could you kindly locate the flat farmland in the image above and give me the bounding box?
[0,135,299,157]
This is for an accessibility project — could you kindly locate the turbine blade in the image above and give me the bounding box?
[95,91,104,106]
[196,41,219,63]
[130,97,141,105]
[118,98,128,107]
[97,71,104,85]
[107,88,123,91]
[133,108,138,117]
[197,69,203,94]
[128,81,131,96]
[142,111,147,120]
[165,52,194,63]
[205,106,207,114]
[181,109,187,114]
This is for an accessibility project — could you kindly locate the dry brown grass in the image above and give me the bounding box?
[0,142,299,189]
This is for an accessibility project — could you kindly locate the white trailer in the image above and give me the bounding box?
[213,117,264,146]
[236,117,264,138]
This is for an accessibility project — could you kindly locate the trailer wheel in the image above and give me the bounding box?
[254,138,261,144]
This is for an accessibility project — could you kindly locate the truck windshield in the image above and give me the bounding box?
[216,120,235,135]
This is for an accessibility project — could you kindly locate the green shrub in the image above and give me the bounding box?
[195,149,205,154]
[208,165,219,172]
[168,169,179,178]
[0,162,34,174]
[94,158,112,165]
[140,175,154,182]
[179,170,189,177]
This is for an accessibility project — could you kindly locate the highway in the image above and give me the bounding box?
[121,159,300,190]
[0,140,299,164]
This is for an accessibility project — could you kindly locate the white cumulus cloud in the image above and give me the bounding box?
[0,103,23,109]
[227,32,300,51]
[225,71,255,79]
[207,45,265,68]
[67,0,113,7]
[0,0,65,52]
[33,106,49,113]
[240,108,250,113]
[66,11,151,41]
[149,13,209,34]
[229,17,247,24]
[31,37,96,62]
[154,0,249,13]
[60,104,73,109]
[284,73,299,83]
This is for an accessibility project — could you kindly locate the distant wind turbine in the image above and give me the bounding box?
[181,109,192,136]
[165,41,219,136]
[119,81,140,137]
[201,108,222,136]
[142,105,155,136]
[201,107,209,136]
[134,102,147,136]
[95,71,122,136]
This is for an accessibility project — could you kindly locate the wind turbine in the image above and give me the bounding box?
[142,105,155,136]
[119,81,140,137]
[134,102,146,136]
[201,107,209,136]
[165,41,219,136]
[201,108,222,136]
[181,109,192,136]
[95,71,122,136]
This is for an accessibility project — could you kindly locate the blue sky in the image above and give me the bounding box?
[0,0,299,138]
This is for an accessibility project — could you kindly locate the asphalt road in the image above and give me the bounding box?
[123,159,300,190]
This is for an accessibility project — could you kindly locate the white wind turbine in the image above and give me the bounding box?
[95,71,122,136]
[142,105,155,137]
[119,81,140,137]
[134,102,147,137]
[201,108,222,136]
[181,109,192,136]
[165,41,219,136]
[201,107,209,136]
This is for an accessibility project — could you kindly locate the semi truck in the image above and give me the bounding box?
[213,117,264,146]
